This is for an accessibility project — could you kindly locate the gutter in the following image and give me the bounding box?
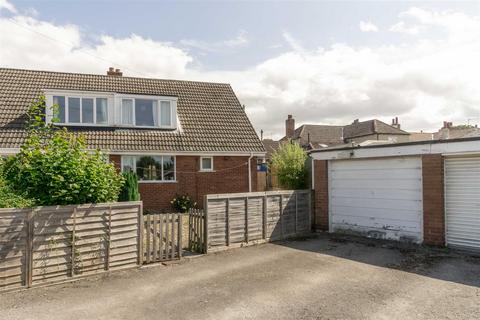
[248,152,254,192]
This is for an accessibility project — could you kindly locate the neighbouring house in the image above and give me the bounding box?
[434,121,480,140]
[277,115,410,150]
[342,118,410,144]
[280,115,344,149]
[310,136,480,251]
[0,68,265,212]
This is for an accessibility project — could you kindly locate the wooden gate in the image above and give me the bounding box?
[188,208,206,253]
[143,213,182,263]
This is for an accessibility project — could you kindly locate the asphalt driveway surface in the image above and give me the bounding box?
[1,234,479,320]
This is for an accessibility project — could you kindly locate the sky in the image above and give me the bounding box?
[1,0,480,139]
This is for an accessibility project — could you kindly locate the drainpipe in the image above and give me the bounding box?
[248,152,254,192]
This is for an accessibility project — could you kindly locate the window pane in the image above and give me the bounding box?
[82,98,94,123]
[201,157,212,170]
[160,101,171,126]
[136,156,162,181]
[163,156,175,180]
[121,99,133,125]
[68,97,80,123]
[135,99,156,126]
[96,98,108,124]
[122,156,135,172]
[53,96,65,123]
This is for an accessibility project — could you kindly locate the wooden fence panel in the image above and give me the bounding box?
[205,190,312,250]
[0,209,29,291]
[188,209,206,253]
[0,202,142,292]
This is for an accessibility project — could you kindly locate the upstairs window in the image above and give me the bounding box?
[120,98,172,128]
[53,95,108,125]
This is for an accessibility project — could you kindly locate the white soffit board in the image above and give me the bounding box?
[445,156,480,251]
[329,157,423,243]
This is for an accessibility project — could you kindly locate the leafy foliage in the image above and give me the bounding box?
[119,171,140,202]
[0,170,34,208]
[171,194,196,213]
[2,95,124,206]
[270,142,308,189]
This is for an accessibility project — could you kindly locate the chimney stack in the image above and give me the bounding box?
[285,115,295,139]
[107,67,123,76]
[391,117,400,129]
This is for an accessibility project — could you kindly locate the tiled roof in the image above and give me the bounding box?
[262,139,282,159]
[288,124,344,148]
[0,68,265,153]
[343,119,408,139]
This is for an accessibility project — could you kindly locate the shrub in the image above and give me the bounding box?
[171,194,196,213]
[0,171,34,208]
[3,95,124,206]
[119,171,140,202]
[270,142,308,189]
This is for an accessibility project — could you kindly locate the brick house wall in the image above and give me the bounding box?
[313,160,329,231]
[422,154,445,246]
[110,155,258,212]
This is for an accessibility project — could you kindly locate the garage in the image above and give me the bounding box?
[445,156,480,250]
[328,157,423,243]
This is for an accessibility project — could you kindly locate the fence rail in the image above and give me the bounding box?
[143,213,182,263]
[204,190,311,251]
[0,201,142,292]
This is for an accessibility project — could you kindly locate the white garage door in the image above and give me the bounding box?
[445,157,480,250]
[329,157,423,243]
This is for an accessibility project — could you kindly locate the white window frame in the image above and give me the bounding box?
[200,156,214,172]
[45,90,178,129]
[47,92,110,126]
[121,155,177,183]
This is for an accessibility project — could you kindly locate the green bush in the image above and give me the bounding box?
[0,173,34,208]
[171,194,196,213]
[2,96,124,206]
[270,142,308,189]
[119,171,140,202]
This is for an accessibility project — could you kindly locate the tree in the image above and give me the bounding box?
[270,142,308,189]
[3,95,124,206]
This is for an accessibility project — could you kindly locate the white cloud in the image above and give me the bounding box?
[180,30,249,52]
[0,15,192,78]
[1,7,480,138]
[359,21,379,32]
[390,21,424,35]
[0,0,16,13]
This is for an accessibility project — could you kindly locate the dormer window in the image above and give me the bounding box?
[45,90,177,129]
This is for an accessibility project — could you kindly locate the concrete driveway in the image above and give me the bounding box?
[1,234,479,320]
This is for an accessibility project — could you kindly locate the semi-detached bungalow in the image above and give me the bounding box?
[310,137,480,252]
[0,68,265,212]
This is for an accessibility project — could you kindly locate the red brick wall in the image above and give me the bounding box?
[313,160,329,231]
[110,155,257,212]
[422,154,445,246]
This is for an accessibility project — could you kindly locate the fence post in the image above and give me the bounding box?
[294,192,298,235]
[178,214,182,259]
[106,206,112,271]
[262,195,267,239]
[280,194,284,240]
[25,208,34,288]
[138,203,144,266]
[204,196,209,254]
[226,198,230,247]
[71,207,77,276]
[245,197,249,243]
